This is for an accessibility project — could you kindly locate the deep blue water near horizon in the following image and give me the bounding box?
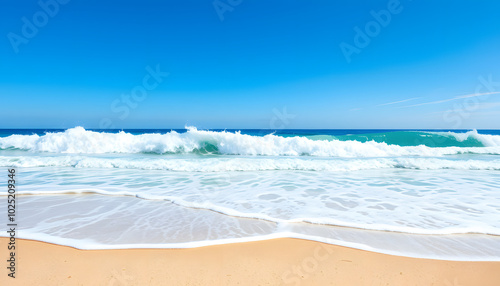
[1,128,500,137]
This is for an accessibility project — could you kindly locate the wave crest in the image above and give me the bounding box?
[1,127,500,157]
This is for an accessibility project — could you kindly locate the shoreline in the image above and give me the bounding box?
[2,232,500,262]
[2,237,500,285]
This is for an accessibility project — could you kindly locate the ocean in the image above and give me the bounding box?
[1,127,500,260]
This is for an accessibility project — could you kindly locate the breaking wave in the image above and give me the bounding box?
[1,127,500,157]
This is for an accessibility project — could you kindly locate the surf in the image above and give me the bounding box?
[1,127,500,157]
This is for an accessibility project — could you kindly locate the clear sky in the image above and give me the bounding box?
[1,0,500,129]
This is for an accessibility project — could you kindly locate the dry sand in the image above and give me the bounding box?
[1,237,499,285]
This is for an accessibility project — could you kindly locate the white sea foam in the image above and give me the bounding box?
[1,127,500,156]
[2,155,500,171]
[2,194,500,261]
[14,186,500,235]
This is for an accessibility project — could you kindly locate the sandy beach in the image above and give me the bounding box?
[4,0,500,284]
[2,237,499,285]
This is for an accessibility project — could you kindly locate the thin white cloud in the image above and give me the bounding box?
[427,101,500,115]
[376,97,421,107]
[400,92,500,108]
[473,101,500,110]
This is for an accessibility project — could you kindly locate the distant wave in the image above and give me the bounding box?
[1,127,500,157]
[321,130,499,148]
[2,156,500,171]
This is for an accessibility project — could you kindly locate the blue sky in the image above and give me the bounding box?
[1,0,500,129]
